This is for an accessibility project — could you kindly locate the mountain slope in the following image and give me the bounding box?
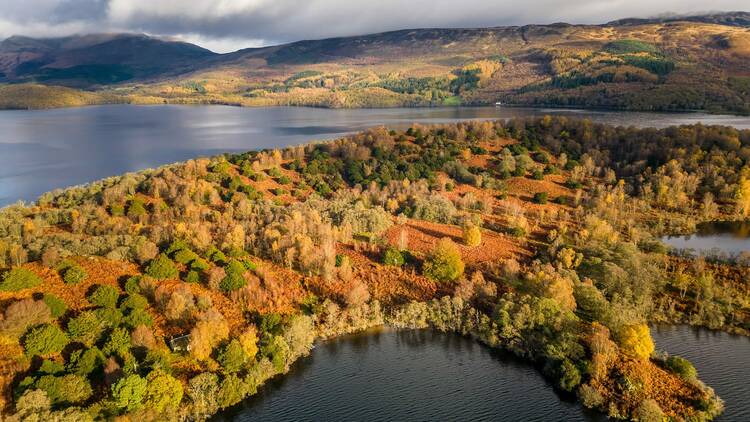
[1,13,749,113]
[0,34,217,87]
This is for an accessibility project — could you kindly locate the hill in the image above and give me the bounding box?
[0,34,217,87]
[1,13,749,113]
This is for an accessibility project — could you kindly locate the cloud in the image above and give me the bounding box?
[0,0,747,53]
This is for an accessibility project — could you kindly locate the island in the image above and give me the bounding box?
[1,116,748,421]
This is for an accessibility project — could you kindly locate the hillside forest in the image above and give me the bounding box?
[1,117,749,420]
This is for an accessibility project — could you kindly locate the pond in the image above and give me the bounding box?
[2,105,750,207]
[216,326,750,421]
[662,221,750,257]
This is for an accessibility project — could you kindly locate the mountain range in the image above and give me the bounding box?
[0,12,749,113]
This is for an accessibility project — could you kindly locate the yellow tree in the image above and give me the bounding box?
[735,176,750,217]
[618,324,655,360]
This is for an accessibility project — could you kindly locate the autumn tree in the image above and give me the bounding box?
[423,238,464,282]
[617,324,655,360]
[144,369,184,413]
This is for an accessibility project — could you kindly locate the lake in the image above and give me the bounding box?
[216,326,750,421]
[216,328,604,422]
[2,105,750,207]
[652,325,750,421]
[662,221,750,257]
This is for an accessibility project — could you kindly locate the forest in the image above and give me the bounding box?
[0,117,748,421]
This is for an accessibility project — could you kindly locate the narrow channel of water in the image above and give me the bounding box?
[662,221,750,257]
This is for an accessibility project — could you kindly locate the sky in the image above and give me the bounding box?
[0,0,747,53]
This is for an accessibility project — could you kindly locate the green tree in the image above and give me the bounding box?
[112,374,147,411]
[144,369,184,413]
[88,285,119,308]
[218,339,247,374]
[423,238,464,282]
[103,327,132,357]
[68,346,105,376]
[382,247,405,266]
[23,324,68,356]
[145,254,178,279]
[67,311,104,347]
[34,374,92,406]
[62,265,87,284]
[42,294,67,318]
[220,260,247,292]
[0,268,42,291]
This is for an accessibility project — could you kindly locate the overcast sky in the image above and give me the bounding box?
[0,0,747,52]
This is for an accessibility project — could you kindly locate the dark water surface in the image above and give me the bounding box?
[652,326,750,421]
[662,221,750,256]
[217,326,750,421]
[2,105,750,206]
[217,329,603,422]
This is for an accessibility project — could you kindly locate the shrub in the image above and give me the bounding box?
[127,198,148,217]
[220,260,247,292]
[185,270,201,283]
[556,359,581,391]
[423,238,464,282]
[62,264,87,285]
[112,374,147,411]
[665,355,697,380]
[42,294,67,318]
[190,258,210,272]
[382,247,405,266]
[462,224,482,247]
[578,383,605,409]
[124,276,142,294]
[533,192,548,204]
[634,399,665,422]
[23,324,68,356]
[88,285,119,308]
[145,254,178,279]
[0,268,43,291]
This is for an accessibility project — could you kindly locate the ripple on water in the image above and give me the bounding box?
[216,329,604,422]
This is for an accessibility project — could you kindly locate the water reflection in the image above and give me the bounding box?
[662,221,750,257]
[2,105,750,206]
